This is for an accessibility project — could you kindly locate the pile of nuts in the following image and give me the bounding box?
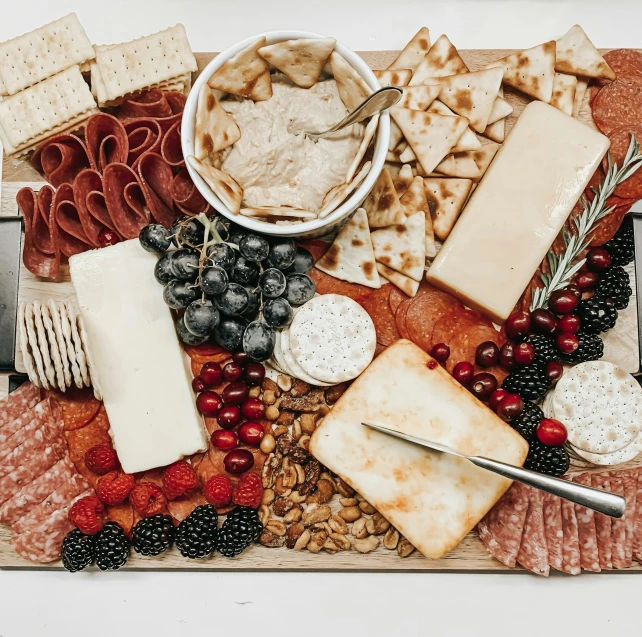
[257,373,417,558]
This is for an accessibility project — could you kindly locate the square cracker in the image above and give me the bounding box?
[66,301,91,387]
[40,302,66,391]
[32,300,57,388]
[59,301,84,389]
[24,302,49,389]
[18,302,40,388]
[48,299,72,389]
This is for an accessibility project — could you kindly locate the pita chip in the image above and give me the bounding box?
[409,35,469,86]
[346,113,379,182]
[319,161,371,219]
[482,118,505,143]
[427,100,480,152]
[194,84,241,159]
[400,176,436,258]
[389,118,404,151]
[393,164,414,196]
[398,143,417,164]
[486,95,513,125]
[316,208,380,288]
[374,69,412,87]
[386,150,403,163]
[258,37,335,88]
[391,107,469,175]
[331,51,372,111]
[187,156,243,214]
[424,178,472,240]
[376,262,420,297]
[572,77,589,118]
[470,142,500,178]
[388,27,431,72]
[555,25,615,80]
[398,84,441,110]
[496,41,556,102]
[240,206,317,222]
[435,153,481,179]
[550,73,578,116]
[208,36,272,101]
[364,167,405,228]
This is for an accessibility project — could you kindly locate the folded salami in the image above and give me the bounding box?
[31,133,92,187]
[103,163,150,239]
[85,113,129,172]
[53,183,95,256]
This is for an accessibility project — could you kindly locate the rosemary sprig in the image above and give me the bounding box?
[530,134,642,311]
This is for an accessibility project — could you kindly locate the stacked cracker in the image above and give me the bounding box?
[0,14,98,156]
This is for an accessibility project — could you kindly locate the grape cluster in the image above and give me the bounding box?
[139,214,316,361]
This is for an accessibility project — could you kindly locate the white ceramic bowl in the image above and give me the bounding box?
[182,30,388,239]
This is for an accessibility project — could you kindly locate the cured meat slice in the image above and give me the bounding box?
[634,469,642,564]
[389,286,405,315]
[103,163,149,239]
[573,473,601,572]
[52,387,102,431]
[604,126,642,201]
[394,297,413,340]
[170,169,211,215]
[542,492,563,571]
[32,186,56,255]
[106,501,135,537]
[136,152,177,227]
[560,495,581,574]
[622,471,637,566]
[591,472,613,569]
[431,309,478,353]
[123,117,163,164]
[0,383,41,431]
[73,168,119,236]
[360,285,401,346]
[183,343,230,363]
[477,482,529,567]
[601,50,642,82]
[160,120,184,167]
[517,487,549,575]
[85,113,129,172]
[64,407,112,486]
[167,491,208,524]
[53,184,95,256]
[446,324,504,374]
[299,240,330,262]
[308,269,373,304]
[592,78,642,136]
[0,400,56,460]
[154,91,187,132]
[119,89,173,120]
[31,133,91,187]
[609,474,630,568]
[590,202,633,246]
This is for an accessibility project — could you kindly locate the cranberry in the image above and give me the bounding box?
[222,381,249,405]
[496,394,524,422]
[200,361,223,387]
[470,373,498,401]
[514,342,536,365]
[238,421,264,447]
[587,247,612,272]
[98,228,120,247]
[216,405,242,430]
[557,314,580,334]
[536,418,568,446]
[196,390,223,416]
[223,361,244,383]
[453,361,474,385]
[241,397,265,420]
[499,342,516,370]
[505,311,531,339]
[530,309,558,335]
[426,360,438,370]
[245,362,265,386]
[192,377,206,393]
[556,332,579,354]
[549,289,578,315]
[211,429,238,451]
[475,341,499,368]
[488,389,509,411]
[545,361,564,385]
[430,343,450,362]
[224,449,254,474]
[576,271,599,291]
[232,352,250,367]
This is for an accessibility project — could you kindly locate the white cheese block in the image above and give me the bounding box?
[309,340,529,559]
[69,240,209,473]
[426,101,610,323]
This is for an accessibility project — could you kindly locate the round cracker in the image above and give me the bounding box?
[77,314,102,400]
[32,300,57,388]
[271,331,293,377]
[18,302,40,387]
[40,303,66,391]
[281,324,331,387]
[59,302,84,389]
[570,432,642,466]
[24,302,49,389]
[48,299,72,388]
[66,301,90,387]
[289,294,376,383]
[541,389,556,419]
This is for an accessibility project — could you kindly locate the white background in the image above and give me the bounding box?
[2,1,642,635]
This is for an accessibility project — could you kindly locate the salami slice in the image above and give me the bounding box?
[360,285,400,346]
[299,239,330,262]
[167,491,208,524]
[0,383,41,431]
[516,487,549,575]
[64,407,112,476]
[634,469,642,564]
[604,126,642,200]
[394,296,413,340]
[622,471,637,567]
[73,168,120,236]
[592,78,642,136]
[85,113,129,172]
[591,472,614,569]
[52,387,101,431]
[32,133,91,187]
[573,473,601,572]
[31,186,56,255]
[184,342,231,364]
[105,501,135,537]
[389,286,405,315]
[308,269,373,303]
[542,492,563,571]
[431,309,479,352]
[53,183,95,255]
[119,89,173,120]
[136,152,178,227]
[609,475,629,568]
[123,117,163,164]
[170,169,211,215]
[602,49,642,82]
[154,91,187,132]
[160,120,184,167]
[0,400,58,461]
[103,162,150,239]
[590,203,633,246]
[560,495,582,574]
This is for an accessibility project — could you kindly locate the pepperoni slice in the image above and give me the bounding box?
[298,239,330,262]
[389,286,405,315]
[604,126,642,200]
[105,502,135,537]
[447,324,504,374]
[53,387,102,431]
[136,152,178,228]
[160,120,184,167]
[73,168,121,238]
[308,269,373,303]
[360,285,400,346]
[103,163,150,239]
[602,49,642,81]
[53,184,94,256]
[184,343,230,360]
[123,118,163,164]
[65,410,112,468]
[592,78,642,136]
[85,113,129,172]
[431,309,480,351]
[171,169,211,215]
[590,202,633,246]
[395,296,413,340]
[119,89,173,120]
[32,134,91,187]
[32,186,56,255]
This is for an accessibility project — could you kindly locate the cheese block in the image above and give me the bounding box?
[309,340,528,559]
[426,101,609,323]
[69,240,209,473]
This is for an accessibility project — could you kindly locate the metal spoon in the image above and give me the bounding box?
[304,86,403,142]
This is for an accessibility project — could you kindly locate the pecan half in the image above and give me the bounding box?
[279,389,325,412]
[290,379,311,396]
[298,459,321,495]
[285,522,305,549]
[272,496,294,517]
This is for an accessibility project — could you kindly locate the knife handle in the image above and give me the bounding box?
[469,456,626,518]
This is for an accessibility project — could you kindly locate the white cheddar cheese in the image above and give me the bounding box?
[310,340,529,559]
[426,101,610,323]
[69,240,208,473]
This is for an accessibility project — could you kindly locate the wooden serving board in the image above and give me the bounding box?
[0,49,640,572]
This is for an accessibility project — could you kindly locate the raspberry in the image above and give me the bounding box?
[85,445,120,476]
[163,461,199,500]
[96,471,135,505]
[203,474,233,508]
[232,472,263,508]
[129,482,168,517]
[68,495,105,535]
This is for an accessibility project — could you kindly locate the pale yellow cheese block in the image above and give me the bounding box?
[310,340,528,559]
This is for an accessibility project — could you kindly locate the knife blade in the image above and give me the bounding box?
[630,202,642,375]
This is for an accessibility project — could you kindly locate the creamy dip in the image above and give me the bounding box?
[220,74,364,213]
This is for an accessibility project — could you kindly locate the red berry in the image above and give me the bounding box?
[499,342,516,370]
[548,289,578,315]
[505,311,531,339]
[96,471,135,505]
[200,362,223,387]
[216,405,242,430]
[566,283,582,299]
[203,474,233,508]
[222,381,249,405]
[452,361,474,385]
[475,341,499,368]
[241,397,265,420]
[245,362,265,386]
[232,352,250,367]
[545,361,564,385]
[470,373,498,401]
[68,495,105,535]
[224,449,254,474]
[196,390,223,416]
[514,342,536,365]
[163,461,199,500]
[587,247,612,272]
[496,394,524,422]
[211,429,239,451]
[576,271,599,291]
[430,343,450,362]
[536,418,568,446]
[223,361,244,382]
[530,309,558,335]
[233,471,263,508]
[129,482,167,518]
[488,389,509,411]
[557,314,580,334]
[84,444,120,476]
[556,332,579,354]
[192,377,206,393]
[98,228,120,247]
[238,421,264,447]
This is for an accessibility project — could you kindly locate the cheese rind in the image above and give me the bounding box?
[426,101,610,323]
[69,240,208,473]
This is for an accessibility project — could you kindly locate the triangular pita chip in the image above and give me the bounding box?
[187,156,243,214]
[482,118,505,143]
[486,95,513,126]
[376,262,420,297]
[239,206,317,222]
[434,68,503,133]
[398,84,441,110]
[435,153,481,179]
[409,35,469,85]
[470,142,500,178]
[371,211,426,281]
[363,167,406,228]
[319,161,371,219]
[400,176,436,258]
[208,37,272,101]
[331,51,372,111]
[555,25,615,80]
[258,38,335,89]
[346,114,379,182]
[427,100,480,152]
[194,84,241,159]
[388,27,431,72]
[393,164,414,195]
[316,208,380,288]
[374,69,412,87]
[572,77,589,118]
[423,178,472,240]
[496,41,556,102]
[389,118,404,151]
[550,73,577,116]
[391,107,469,174]
[398,143,416,164]
[386,150,403,163]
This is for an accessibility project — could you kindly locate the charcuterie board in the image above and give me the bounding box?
[1,47,640,572]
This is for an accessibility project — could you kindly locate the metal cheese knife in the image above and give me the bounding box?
[361,422,626,518]
[630,202,642,374]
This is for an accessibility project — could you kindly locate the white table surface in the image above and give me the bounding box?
[2,2,642,635]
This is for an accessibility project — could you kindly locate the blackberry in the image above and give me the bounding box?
[61,528,95,572]
[94,522,130,571]
[578,296,617,333]
[217,506,262,558]
[175,504,219,559]
[560,331,604,364]
[525,440,570,477]
[604,214,634,266]
[511,401,544,442]
[595,266,632,310]
[525,334,559,365]
[132,514,175,557]
[502,362,550,400]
